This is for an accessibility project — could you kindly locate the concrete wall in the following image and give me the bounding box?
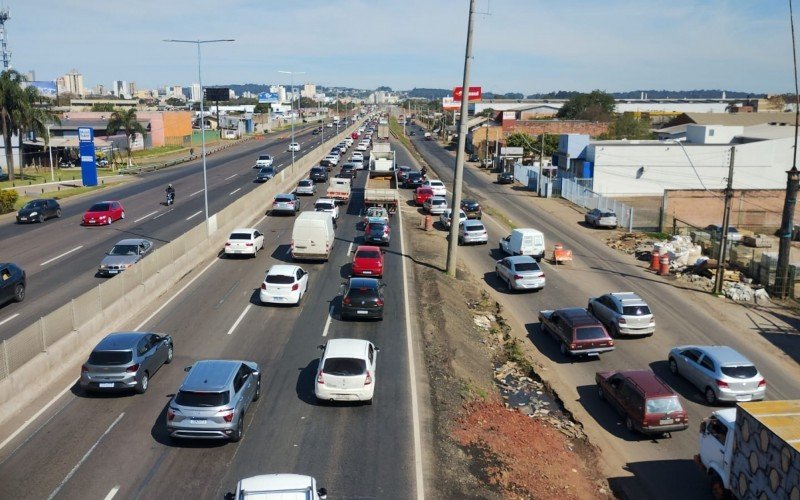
[0,122,359,429]
[507,120,609,138]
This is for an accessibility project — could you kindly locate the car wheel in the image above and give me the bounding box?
[136,372,149,394]
[668,358,678,375]
[56,209,62,218]
[458,237,463,245]
[560,343,568,356]
[709,471,727,500]
[365,396,373,406]
[506,279,514,293]
[230,414,244,442]
[13,283,25,302]
[165,344,174,364]
[597,384,605,400]
[625,416,635,433]
[253,377,261,401]
[120,211,125,220]
[295,292,303,307]
[38,214,45,223]
[705,387,718,405]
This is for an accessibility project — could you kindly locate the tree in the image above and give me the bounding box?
[0,70,43,181]
[165,97,185,107]
[254,102,271,114]
[506,132,537,156]
[506,132,559,159]
[480,108,496,119]
[556,90,615,121]
[106,109,147,163]
[600,113,653,140]
[91,103,115,112]
[298,97,317,109]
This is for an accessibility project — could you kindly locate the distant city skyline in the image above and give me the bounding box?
[3,0,794,94]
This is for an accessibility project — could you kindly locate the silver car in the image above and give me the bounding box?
[495,255,545,292]
[668,345,766,405]
[98,238,153,276]
[587,292,655,337]
[458,220,488,245]
[423,196,448,215]
[272,193,300,214]
[584,208,618,228]
[167,359,261,442]
[80,332,173,394]
[296,179,317,196]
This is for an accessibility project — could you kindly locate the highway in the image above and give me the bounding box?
[398,125,800,499]
[0,124,334,339]
[0,153,419,498]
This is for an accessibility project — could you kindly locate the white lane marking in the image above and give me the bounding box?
[134,259,219,330]
[40,245,83,267]
[0,382,74,453]
[347,241,353,255]
[226,304,252,336]
[321,306,334,337]
[229,188,241,196]
[276,163,284,168]
[104,486,120,500]
[153,209,173,220]
[133,211,157,223]
[398,203,425,499]
[190,189,204,197]
[0,313,19,328]
[46,412,125,500]
[225,173,237,180]
[186,210,202,221]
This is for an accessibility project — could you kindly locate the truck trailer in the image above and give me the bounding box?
[364,173,399,214]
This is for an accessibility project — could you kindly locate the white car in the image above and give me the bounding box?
[260,265,309,305]
[351,152,364,162]
[254,154,273,168]
[233,474,327,500]
[296,178,317,196]
[344,137,354,147]
[423,179,447,196]
[326,123,334,128]
[356,143,368,152]
[323,154,339,167]
[440,209,467,228]
[224,228,264,257]
[351,158,364,170]
[315,198,340,220]
[315,338,379,404]
[288,142,300,152]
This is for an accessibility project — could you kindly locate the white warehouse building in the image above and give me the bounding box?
[580,123,797,197]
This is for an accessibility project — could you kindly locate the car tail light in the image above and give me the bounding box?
[81,364,89,373]
[364,372,372,386]
[317,371,324,384]
[291,283,299,291]
[513,274,523,280]
[758,378,766,387]
[376,298,384,306]
[219,409,234,422]
[126,364,139,373]
[716,380,729,388]
[246,243,254,247]
[570,343,577,349]
[343,296,351,305]
[608,340,614,346]
[167,408,175,421]
[261,283,266,290]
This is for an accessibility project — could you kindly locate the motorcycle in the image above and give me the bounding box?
[166,191,175,206]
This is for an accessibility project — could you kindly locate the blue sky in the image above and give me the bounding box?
[4,0,794,94]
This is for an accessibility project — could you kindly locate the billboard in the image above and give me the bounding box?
[442,97,459,111]
[258,92,279,103]
[204,87,230,101]
[453,86,482,102]
[27,81,57,98]
[78,127,98,186]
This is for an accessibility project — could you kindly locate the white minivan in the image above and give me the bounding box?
[291,211,335,261]
[499,228,546,261]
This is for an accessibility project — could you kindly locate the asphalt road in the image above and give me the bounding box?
[398,125,800,499]
[0,153,417,499]
[0,124,336,339]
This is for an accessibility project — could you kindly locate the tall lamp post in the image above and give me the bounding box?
[278,70,305,171]
[164,38,234,236]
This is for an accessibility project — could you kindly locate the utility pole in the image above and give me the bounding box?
[446,0,476,277]
[714,147,736,295]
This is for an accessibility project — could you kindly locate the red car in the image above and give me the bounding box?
[82,201,125,226]
[415,187,434,206]
[351,245,384,278]
[351,132,359,140]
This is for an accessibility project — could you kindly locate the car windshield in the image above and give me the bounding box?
[275,196,293,203]
[368,223,386,232]
[229,233,252,240]
[645,396,682,415]
[259,155,270,160]
[407,173,421,179]
[109,245,138,256]
[316,203,334,211]
[514,262,540,272]
[463,202,479,209]
[174,391,230,407]
[260,168,274,174]
[323,357,366,376]
[89,203,111,212]
[88,350,132,365]
[575,326,608,340]
[23,201,46,209]
[356,250,381,259]
[348,287,378,298]
[265,274,295,284]
[299,180,312,186]
[622,305,651,315]
[721,365,759,379]
[466,224,485,232]
[601,212,616,217]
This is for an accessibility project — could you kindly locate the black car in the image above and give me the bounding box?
[396,165,412,183]
[312,129,320,135]
[0,262,26,306]
[341,277,385,320]
[461,199,482,219]
[403,172,424,189]
[310,166,329,182]
[339,164,357,179]
[16,198,62,223]
[497,171,514,184]
[364,220,391,246]
[255,166,276,182]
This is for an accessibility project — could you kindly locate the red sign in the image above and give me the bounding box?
[453,86,482,102]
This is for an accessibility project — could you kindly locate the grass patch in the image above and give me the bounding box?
[644,231,670,240]
[503,338,536,378]
[13,185,108,210]
[483,206,517,230]
[389,117,413,152]
[460,379,489,401]
[0,168,116,189]
[131,145,184,158]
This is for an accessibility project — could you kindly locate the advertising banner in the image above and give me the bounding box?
[258,92,279,103]
[442,97,459,111]
[78,127,98,186]
[453,86,482,102]
[27,81,57,98]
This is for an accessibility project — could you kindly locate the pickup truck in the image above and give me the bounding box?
[326,177,351,203]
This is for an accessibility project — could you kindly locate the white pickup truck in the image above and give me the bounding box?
[325,177,351,204]
[254,154,274,168]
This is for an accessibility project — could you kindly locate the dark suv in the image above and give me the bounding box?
[403,172,424,189]
[341,277,385,320]
[310,166,328,182]
[460,199,482,219]
[538,307,615,357]
[596,369,689,436]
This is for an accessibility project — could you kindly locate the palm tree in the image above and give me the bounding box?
[106,108,146,165]
[22,86,60,172]
[0,70,29,182]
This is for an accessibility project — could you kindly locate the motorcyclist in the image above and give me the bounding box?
[166,183,175,204]
[420,166,428,179]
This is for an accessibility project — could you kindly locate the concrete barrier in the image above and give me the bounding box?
[0,123,359,429]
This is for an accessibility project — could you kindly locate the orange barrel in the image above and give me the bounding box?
[659,254,670,276]
[424,215,433,231]
[650,249,660,271]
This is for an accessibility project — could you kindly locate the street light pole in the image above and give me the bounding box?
[164,38,234,236]
[46,124,54,181]
[446,0,477,277]
[279,70,306,171]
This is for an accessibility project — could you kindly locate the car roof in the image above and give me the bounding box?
[677,345,753,365]
[614,370,677,398]
[427,179,444,185]
[325,338,370,358]
[267,265,301,276]
[608,292,647,305]
[462,219,484,227]
[558,307,601,326]
[430,196,447,202]
[95,332,148,351]
[355,245,382,254]
[349,277,380,288]
[506,255,537,264]
[299,178,313,183]
[462,199,479,204]
[315,198,334,203]
[181,359,242,392]
[367,217,386,223]
[417,187,433,192]
[237,474,316,498]
[114,238,150,246]
[275,193,295,198]
[230,227,257,234]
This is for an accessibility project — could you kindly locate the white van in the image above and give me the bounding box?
[499,228,546,261]
[291,211,335,261]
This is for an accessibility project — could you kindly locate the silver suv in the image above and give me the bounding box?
[167,360,261,442]
[80,332,173,394]
[587,292,655,337]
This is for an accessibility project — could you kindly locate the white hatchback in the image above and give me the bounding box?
[314,198,340,220]
[315,338,379,404]
[260,265,309,305]
[351,152,364,162]
[356,143,368,152]
[423,179,447,196]
[288,142,300,152]
[224,228,264,257]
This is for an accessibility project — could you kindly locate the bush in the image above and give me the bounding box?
[0,189,18,214]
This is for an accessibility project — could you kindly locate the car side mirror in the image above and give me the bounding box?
[183,365,192,372]
[374,346,381,352]
[317,344,326,351]
[318,488,328,499]
[700,420,708,434]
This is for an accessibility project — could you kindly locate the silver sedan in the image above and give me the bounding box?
[585,208,617,228]
[458,220,488,245]
[495,255,545,292]
[98,238,153,276]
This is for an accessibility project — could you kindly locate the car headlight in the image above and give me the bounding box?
[30,211,38,217]
[100,264,108,269]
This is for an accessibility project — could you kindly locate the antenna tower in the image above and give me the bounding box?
[0,8,11,70]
